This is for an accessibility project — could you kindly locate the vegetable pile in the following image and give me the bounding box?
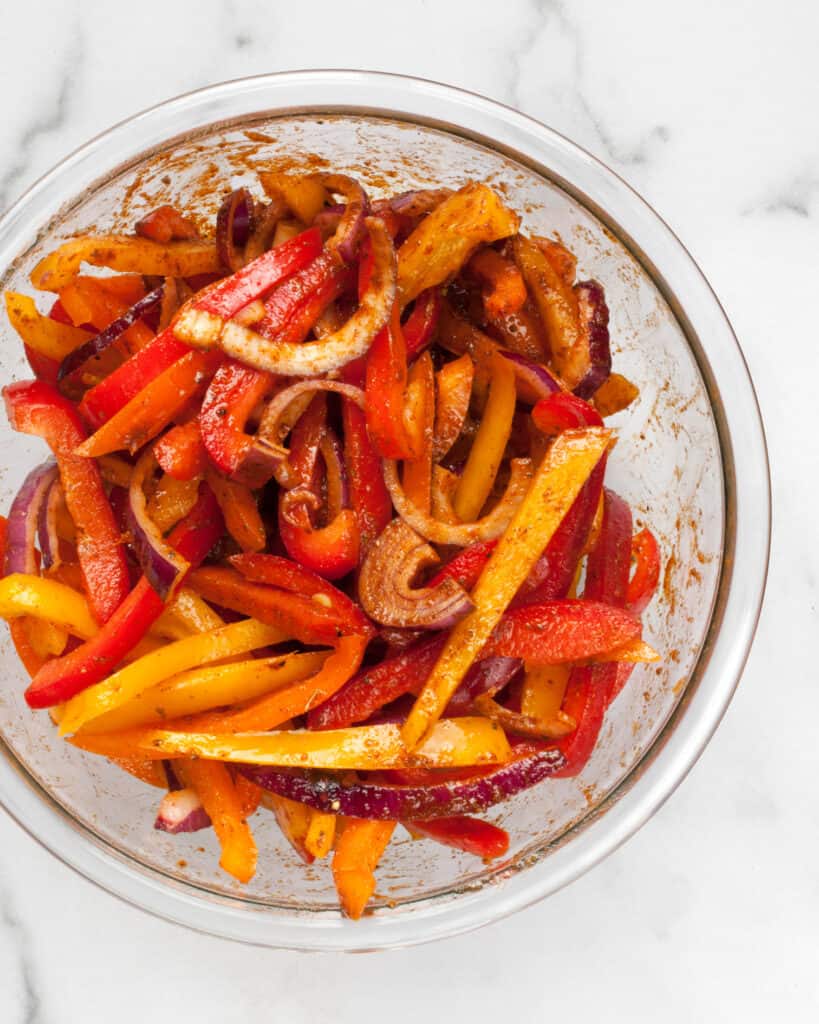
[0,172,662,919]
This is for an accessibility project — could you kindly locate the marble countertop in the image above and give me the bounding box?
[0,0,815,1020]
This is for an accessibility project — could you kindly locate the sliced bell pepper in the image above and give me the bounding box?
[340,397,392,558]
[304,811,336,860]
[468,247,527,318]
[232,771,263,819]
[0,573,98,638]
[402,288,441,360]
[206,471,266,553]
[407,815,509,860]
[262,790,316,864]
[453,351,516,522]
[58,275,154,353]
[532,391,603,434]
[60,618,288,736]
[153,420,208,481]
[199,360,274,485]
[24,484,224,708]
[483,599,641,663]
[365,305,418,460]
[403,427,611,749]
[179,759,258,883]
[585,489,632,609]
[433,354,474,459]
[550,664,614,777]
[256,250,354,344]
[76,349,222,457]
[9,618,47,677]
[136,205,199,243]
[146,474,201,534]
[401,352,435,514]
[187,566,361,646]
[230,552,372,635]
[175,635,367,734]
[4,380,130,623]
[626,527,661,616]
[5,292,93,362]
[520,663,571,722]
[332,818,396,919]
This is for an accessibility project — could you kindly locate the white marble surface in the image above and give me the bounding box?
[0,0,815,1019]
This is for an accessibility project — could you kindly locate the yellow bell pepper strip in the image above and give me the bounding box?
[397,183,520,306]
[520,663,571,723]
[259,171,328,224]
[177,759,258,884]
[158,587,225,636]
[304,811,337,860]
[29,235,221,293]
[5,292,93,362]
[81,651,328,734]
[146,475,201,534]
[26,619,68,658]
[205,471,266,553]
[332,818,396,919]
[260,791,316,865]
[59,618,287,736]
[75,349,223,458]
[402,426,611,750]
[71,715,511,770]
[0,573,98,638]
[453,352,516,522]
[173,635,367,734]
[401,351,435,514]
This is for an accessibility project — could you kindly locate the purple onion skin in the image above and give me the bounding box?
[446,656,521,714]
[126,501,181,600]
[238,744,566,820]
[57,286,164,381]
[572,280,611,400]
[500,350,562,405]
[5,461,59,576]
[37,476,63,570]
[154,788,212,834]
[216,188,255,271]
[231,195,254,248]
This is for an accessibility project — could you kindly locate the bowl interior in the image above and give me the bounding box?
[0,114,722,920]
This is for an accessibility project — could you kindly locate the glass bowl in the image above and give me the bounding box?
[0,71,769,951]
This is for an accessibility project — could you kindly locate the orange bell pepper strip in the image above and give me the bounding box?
[109,755,170,788]
[332,818,396,919]
[9,618,47,677]
[233,771,263,819]
[401,351,435,514]
[433,354,474,459]
[5,292,93,362]
[304,810,337,860]
[75,349,222,457]
[136,206,199,243]
[205,471,266,553]
[176,635,367,734]
[153,420,208,481]
[467,247,528,318]
[453,351,516,522]
[59,276,153,353]
[403,427,611,750]
[261,790,315,864]
[178,759,258,883]
[3,380,130,623]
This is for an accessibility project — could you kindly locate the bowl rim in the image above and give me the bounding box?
[0,69,770,951]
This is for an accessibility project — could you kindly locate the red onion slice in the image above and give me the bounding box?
[572,280,612,399]
[358,519,474,630]
[5,461,59,575]
[37,476,64,571]
[127,451,190,599]
[499,350,562,405]
[373,188,453,220]
[154,788,212,834]
[311,174,369,263]
[216,188,255,272]
[238,743,565,820]
[57,286,164,381]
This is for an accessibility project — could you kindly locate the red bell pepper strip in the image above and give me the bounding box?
[307,633,446,730]
[364,306,418,459]
[278,395,359,579]
[626,527,661,616]
[403,288,441,360]
[532,391,603,434]
[406,815,509,859]
[24,484,224,708]
[551,488,634,770]
[199,360,273,485]
[229,553,373,638]
[3,380,129,624]
[186,565,362,647]
[340,397,392,559]
[136,205,199,243]
[256,250,355,344]
[79,328,191,429]
[192,226,322,319]
[153,420,208,480]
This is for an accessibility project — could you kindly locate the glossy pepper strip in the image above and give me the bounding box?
[76,349,222,457]
[401,352,436,513]
[532,391,603,434]
[229,553,373,638]
[206,472,266,553]
[24,484,224,709]
[332,818,396,919]
[406,815,509,860]
[0,574,98,639]
[3,380,130,623]
[340,396,392,558]
[365,295,419,459]
[256,250,354,343]
[199,360,274,485]
[153,420,208,481]
[403,427,611,750]
[626,527,661,616]
[5,292,92,363]
[278,396,359,579]
[402,288,441,360]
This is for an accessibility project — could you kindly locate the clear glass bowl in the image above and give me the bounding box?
[0,71,769,951]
